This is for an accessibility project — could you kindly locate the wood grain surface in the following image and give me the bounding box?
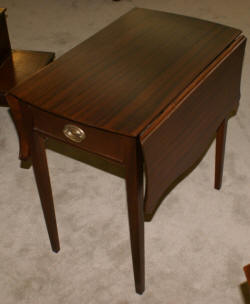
[9,8,241,137]
[0,50,55,93]
[5,8,246,294]
[31,131,60,253]
[31,106,125,163]
[141,37,246,218]
[0,8,55,105]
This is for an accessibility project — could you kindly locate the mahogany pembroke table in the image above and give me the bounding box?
[7,8,246,294]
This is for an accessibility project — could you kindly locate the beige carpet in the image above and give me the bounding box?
[1,0,250,303]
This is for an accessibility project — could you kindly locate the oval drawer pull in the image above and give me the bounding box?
[63,124,86,143]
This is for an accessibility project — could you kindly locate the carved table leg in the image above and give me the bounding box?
[215,119,228,190]
[125,139,145,294]
[31,131,60,253]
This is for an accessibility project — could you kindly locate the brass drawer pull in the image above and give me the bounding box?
[63,124,86,143]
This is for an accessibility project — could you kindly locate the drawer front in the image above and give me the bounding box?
[31,107,124,163]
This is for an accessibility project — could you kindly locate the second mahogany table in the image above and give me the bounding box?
[7,8,246,294]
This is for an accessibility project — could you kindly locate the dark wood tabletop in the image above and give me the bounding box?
[0,8,55,105]
[0,50,55,92]
[6,8,246,295]
[9,8,241,137]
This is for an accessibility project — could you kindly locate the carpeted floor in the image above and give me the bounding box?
[0,1,250,303]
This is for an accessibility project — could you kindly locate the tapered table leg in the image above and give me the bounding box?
[125,139,145,294]
[215,119,228,190]
[31,131,60,253]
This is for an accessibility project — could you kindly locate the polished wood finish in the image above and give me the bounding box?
[10,8,241,137]
[31,107,125,163]
[0,8,55,106]
[0,50,55,94]
[31,130,60,253]
[125,138,144,294]
[6,9,246,294]
[141,36,246,218]
[7,95,32,160]
[215,119,228,190]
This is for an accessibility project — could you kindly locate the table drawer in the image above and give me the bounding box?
[31,107,124,163]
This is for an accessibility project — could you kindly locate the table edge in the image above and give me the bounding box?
[140,34,246,142]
